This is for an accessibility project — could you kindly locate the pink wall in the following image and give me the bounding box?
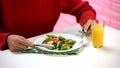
[84,0,120,30]
[54,13,77,31]
[54,0,120,31]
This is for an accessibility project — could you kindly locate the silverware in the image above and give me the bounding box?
[34,44,54,48]
[78,30,91,47]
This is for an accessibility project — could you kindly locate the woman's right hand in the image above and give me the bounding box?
[7,35,34,52]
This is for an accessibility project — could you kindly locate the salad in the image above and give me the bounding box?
[42,35,76,50]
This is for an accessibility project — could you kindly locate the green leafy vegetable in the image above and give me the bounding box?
[42,35,76,50]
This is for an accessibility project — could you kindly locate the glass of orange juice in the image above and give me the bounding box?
[92,21,105,48]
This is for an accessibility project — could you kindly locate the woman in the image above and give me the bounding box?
[0,0,96,52]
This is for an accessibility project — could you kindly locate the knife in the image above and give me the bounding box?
[34,44,54,48]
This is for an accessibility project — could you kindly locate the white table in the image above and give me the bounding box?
[0,24,120,68]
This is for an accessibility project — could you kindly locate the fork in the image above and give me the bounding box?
[78,30,91,47]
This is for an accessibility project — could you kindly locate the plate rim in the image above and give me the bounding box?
[34,33,84,52]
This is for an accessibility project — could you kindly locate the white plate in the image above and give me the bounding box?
[34,33,84,52]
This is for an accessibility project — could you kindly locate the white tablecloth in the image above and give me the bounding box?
[0,24,120,68]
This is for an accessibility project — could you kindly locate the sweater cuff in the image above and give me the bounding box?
[78,10,96,26]
[0,33,11,50]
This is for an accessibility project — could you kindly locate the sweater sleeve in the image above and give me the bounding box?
[0,33,10,50]
[0,0,9,50]
[61,0,96,26]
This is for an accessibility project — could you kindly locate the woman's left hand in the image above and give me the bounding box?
[83,19,96,34]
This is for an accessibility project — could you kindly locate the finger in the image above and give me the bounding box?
[86,20,97,32]
[13,46,21,52]
[11,42,27,52]
[22,39,34,48]
[16,38,34,48]
[15,43,27,49]
[16,43,28,49]
[83,20,92,32]
[85,20,97,34]
[9,44,21,52]
[92,20,97,26]
[86,28,91,34]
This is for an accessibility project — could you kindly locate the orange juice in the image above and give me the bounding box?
[92,24,104,48]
